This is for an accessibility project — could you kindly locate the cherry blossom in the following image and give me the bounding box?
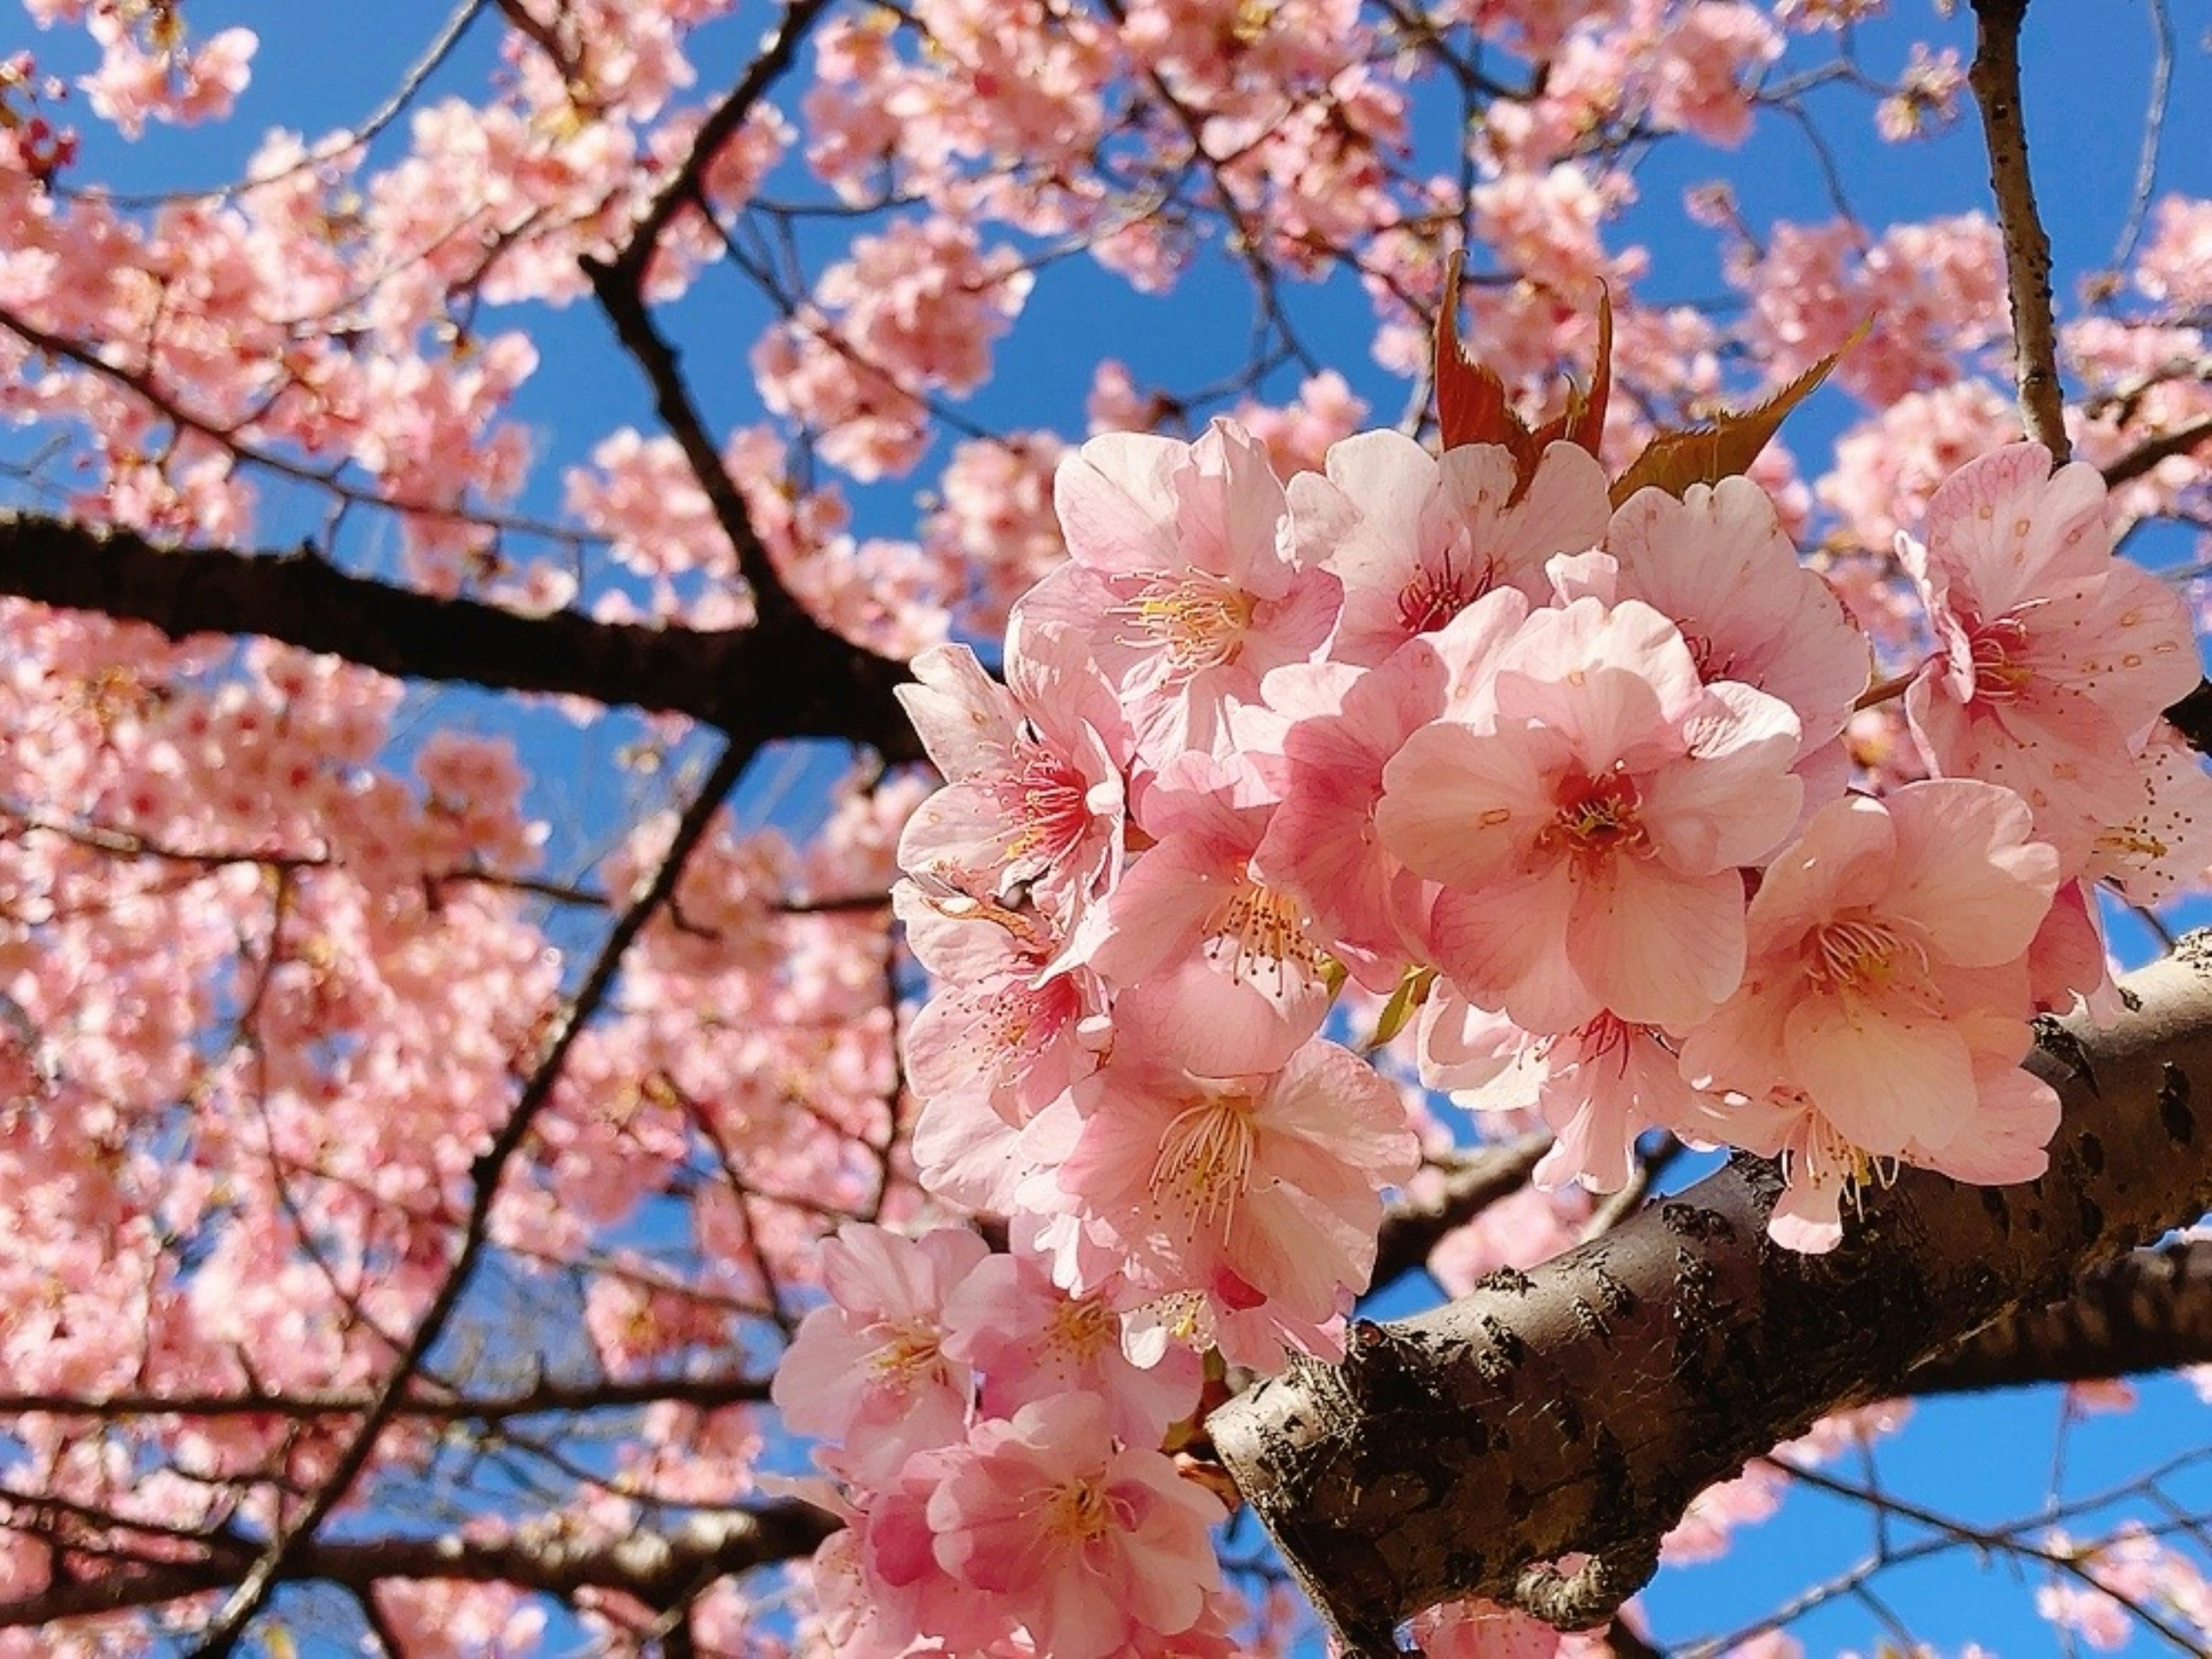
[1378,596,1804,1034]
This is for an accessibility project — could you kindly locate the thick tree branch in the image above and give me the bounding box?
[1907,1238,2212,1396]
[1969,0,2070,460]
[0,513,921,763]
[1209,945,2212,1656]
[0,1502,835,1628]
[0,1369,771,1425]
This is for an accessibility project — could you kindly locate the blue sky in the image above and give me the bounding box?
[5,2,2211,1654]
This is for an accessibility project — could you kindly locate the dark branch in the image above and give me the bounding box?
[0,1503,835,1627]
[1907,1238,2212,1396]
[0,1369,772,1425]
[0,513,921,763]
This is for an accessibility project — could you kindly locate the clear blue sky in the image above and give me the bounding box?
[5,2,2210,1654]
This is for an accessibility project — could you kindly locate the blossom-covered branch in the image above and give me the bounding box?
[1209,948,2212,1653]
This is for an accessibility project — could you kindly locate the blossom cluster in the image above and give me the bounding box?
[780,400,2212,1654]
[771,1225,1234,1658]
[891,411,2208,1296]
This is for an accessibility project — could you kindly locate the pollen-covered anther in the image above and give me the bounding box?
[1151,1092,1257,1235]
[1805,914,1934,1004]
[1965,614,2037,701]
[1114,570,1255,678]
[1040,1476,1115,1544]
[867,1319,948,1387]
[1046,1293,1115,1361]
[1542,771,1649,861]
[1203,881,1322,989]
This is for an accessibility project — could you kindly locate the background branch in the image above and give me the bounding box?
[0,512,921,763]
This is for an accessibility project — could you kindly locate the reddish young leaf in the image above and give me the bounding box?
[1608,327,1863,507]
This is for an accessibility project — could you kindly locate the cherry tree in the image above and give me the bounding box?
[0,0,2209,1655]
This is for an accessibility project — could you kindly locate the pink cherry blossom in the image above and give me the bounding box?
[1247,590,1532,991]
[1601,478,1870,753]
[941,1252,1203,1443]
[771,1224,987,1485]
[1077,748,1330,1077]
[1050,1038,1421,1372]
[1904,444,2201,863]
[1018,420,1343,768]
[896,622,1128,914]
[1679,781,2062,1250]
[929,1392,1226,1659]
[1290,432,1610,666]
[1378,596,1804,1034]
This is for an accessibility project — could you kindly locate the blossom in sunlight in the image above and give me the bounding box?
[1679,781,2061,1251]
[1377,595,1804,1034]
[929,1393,1226,1659]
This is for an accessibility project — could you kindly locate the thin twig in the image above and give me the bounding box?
[1968,0,2071,461]
[2109,0,2175,271]
[183,740,752,1657]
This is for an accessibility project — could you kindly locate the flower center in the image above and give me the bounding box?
[1203,880,1323,991]
[1804,914,1934,1005]
[1967,614,2036,702]
[1040,1476,1116,1546]
[998,734,1090,869]
[1396,548,1491,636]
[1151,1090,1257,1235]
[1115,570,1254,679]
[866,1319,946,1389]
[1541,770,1647,863]
[1047,1293,1115,1363]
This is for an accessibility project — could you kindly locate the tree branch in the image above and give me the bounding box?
[2101,416,2212,489]
[604,0,837,286]
[0,512,921,763]
[1907,1238,2212,1396]
[189,737,757,1656]
[1370,1135,1553,1291]
[0,1369,771,1425]
[1969,0,2070,460]
[0,1503,835,1628]
[1208,945,2212,1656]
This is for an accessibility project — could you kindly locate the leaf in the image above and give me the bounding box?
[1434,251,1535,457]
[1369,965,1437,1051]
[1607,323,1866,508]
[1531,283,1613,461]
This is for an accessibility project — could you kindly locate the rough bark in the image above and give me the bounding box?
[1208,944,2212,1656]
[0,1502,836,1627]
[0,512,921,763]
[1908,1237,2212,1396]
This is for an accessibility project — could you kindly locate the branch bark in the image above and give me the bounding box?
[0,1503,835,1627]
[1208,944,2212,1656]
[0,512,921,763]
[1907,1237,2212,1396]
[1969,0,2070,460]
